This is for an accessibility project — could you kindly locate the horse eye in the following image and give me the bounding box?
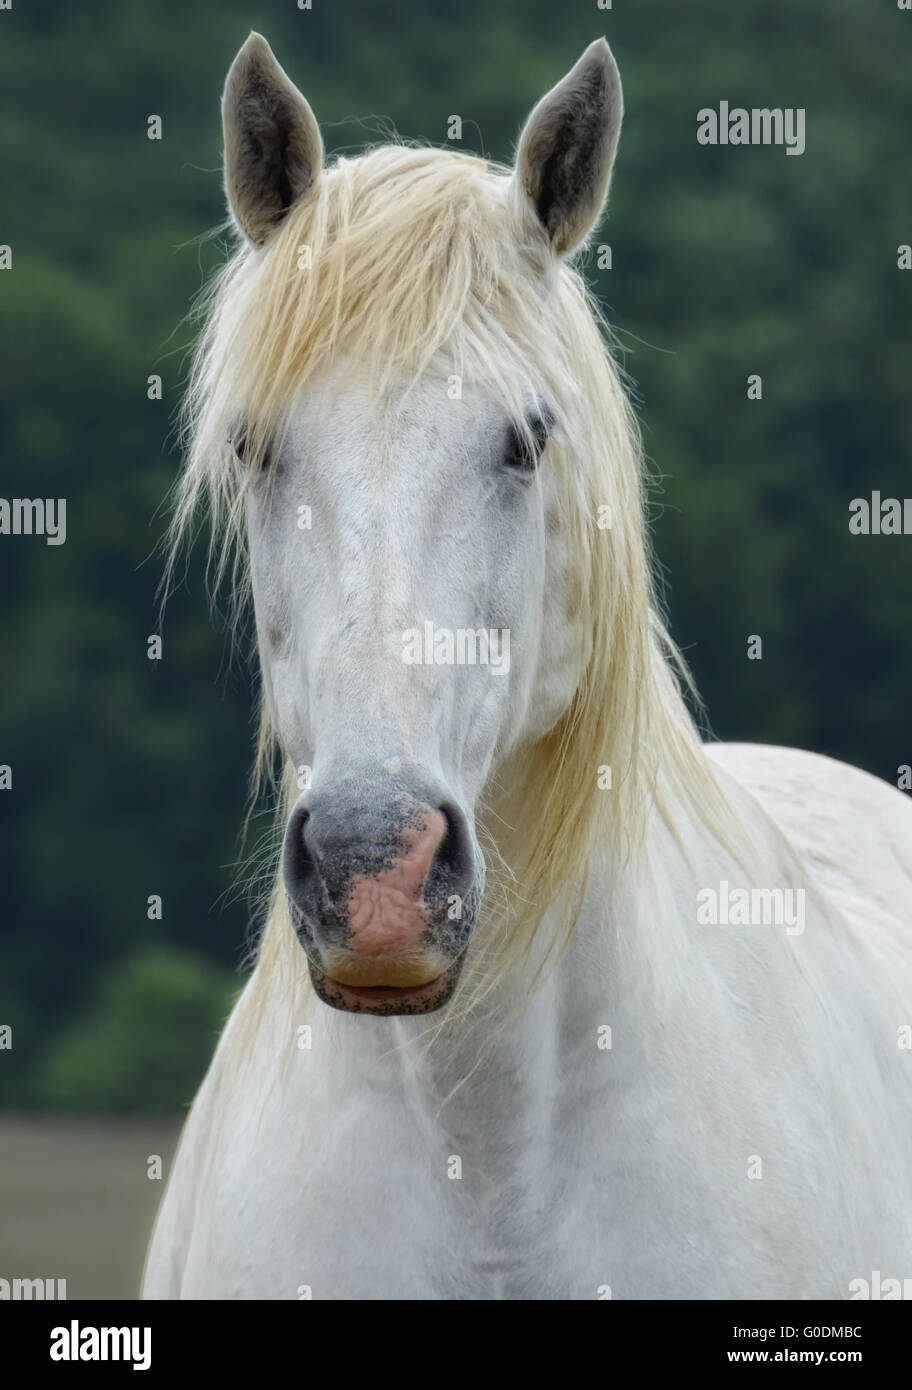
[229,425,249,463]
[503,411,553,473]
[229,425,271,470]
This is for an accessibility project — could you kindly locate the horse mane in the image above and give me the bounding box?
[168,141,756,1039]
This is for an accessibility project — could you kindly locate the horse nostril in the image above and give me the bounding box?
[430,801,474,893]
[299,811,323,866]
[283,805,320,904]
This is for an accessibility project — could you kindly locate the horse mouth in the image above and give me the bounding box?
[309,962,459,1014]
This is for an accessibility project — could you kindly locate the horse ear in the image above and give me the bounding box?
[222,33,323,247]
[513,38,623,257]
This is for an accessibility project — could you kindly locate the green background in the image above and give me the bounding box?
[1,0,909,1110]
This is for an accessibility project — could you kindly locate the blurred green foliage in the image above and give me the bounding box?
[0,0,909,1108]
[38,949,238,1111]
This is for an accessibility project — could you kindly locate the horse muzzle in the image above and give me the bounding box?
[281,770,481,1014]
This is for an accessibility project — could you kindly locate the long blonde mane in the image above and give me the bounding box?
[170,143,753,1039]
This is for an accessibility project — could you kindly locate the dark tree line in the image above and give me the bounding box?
[0,0,908,1107]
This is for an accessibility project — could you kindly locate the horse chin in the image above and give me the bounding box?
[308,959,463,1015]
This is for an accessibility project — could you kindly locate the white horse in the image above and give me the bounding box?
[143,33,912,1299]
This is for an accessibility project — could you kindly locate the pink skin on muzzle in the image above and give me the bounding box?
[345,812,447,955]
[317,810,453,999]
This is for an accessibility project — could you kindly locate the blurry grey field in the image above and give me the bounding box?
[0,1115,181,1299]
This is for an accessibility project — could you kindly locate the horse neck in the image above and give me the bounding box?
[364,889,626,1163]
[374,769,835,1136]
[341,822,681,1134]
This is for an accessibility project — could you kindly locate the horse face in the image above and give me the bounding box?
[223,32,623,1012]
[247,369,569,1013]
